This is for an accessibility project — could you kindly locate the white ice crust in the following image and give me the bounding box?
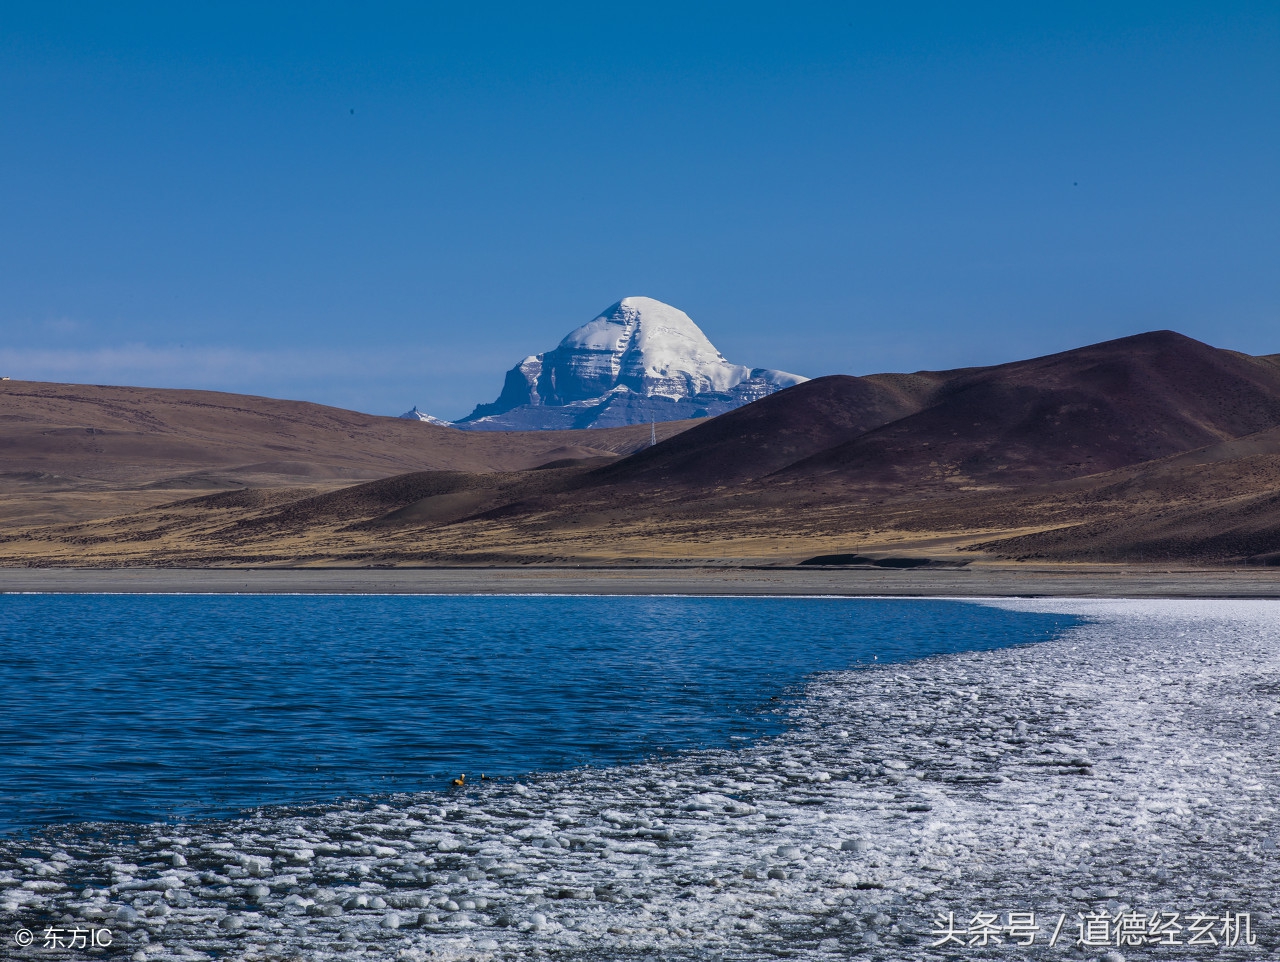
[2,598,1276,960]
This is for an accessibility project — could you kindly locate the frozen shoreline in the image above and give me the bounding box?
[1,599,1277,960]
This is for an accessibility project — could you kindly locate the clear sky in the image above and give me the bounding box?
[2,2,1276,419]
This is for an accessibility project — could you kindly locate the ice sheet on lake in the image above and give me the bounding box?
[2,599,1276,960]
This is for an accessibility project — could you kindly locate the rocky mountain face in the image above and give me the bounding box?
[406,297,806,430]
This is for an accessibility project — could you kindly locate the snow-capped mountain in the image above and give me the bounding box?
[448,297,806,431]
[398,406,452,427]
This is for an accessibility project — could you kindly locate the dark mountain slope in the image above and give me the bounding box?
[974,484,1280,565]
[585,374,934,487]
[774,331,1280,489]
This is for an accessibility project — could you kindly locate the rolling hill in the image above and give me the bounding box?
[0,380,693,484]
[0,380,692,526]
[3,330,1279,566]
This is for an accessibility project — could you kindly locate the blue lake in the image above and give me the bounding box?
[0,594,1081,834]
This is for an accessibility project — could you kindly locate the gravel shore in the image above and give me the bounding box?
[3,565,1280,597]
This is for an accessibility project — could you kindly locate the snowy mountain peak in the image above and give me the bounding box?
[398,406,452,427]
[435,297,806,431]
[554,297,748,400]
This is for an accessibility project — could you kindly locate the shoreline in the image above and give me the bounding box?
[3,564,1280,597]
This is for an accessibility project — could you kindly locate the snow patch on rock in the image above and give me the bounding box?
[398,406,453,427]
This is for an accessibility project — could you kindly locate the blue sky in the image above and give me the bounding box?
[2,2,1276,419]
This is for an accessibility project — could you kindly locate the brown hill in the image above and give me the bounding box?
[0,380,692,488]
[975,485,1280,566]
[970,424,1280,565]
[0,380,694,527]
[771,331,1280,490]
[3,330,1280,567]
[586,373,937,487]
[569,330,1280,498]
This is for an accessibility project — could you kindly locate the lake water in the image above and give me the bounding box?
[0,594,1081,834]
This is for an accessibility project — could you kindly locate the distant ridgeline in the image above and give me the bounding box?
[401,297,806,430]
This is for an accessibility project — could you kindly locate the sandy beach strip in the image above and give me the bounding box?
[1,564,1280,598]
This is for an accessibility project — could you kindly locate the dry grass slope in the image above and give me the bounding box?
[3,330,1280,567]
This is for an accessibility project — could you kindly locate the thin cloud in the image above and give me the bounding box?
[0,343,517,418]
[0,344,503,385]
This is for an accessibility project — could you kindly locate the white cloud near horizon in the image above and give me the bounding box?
[0,344,515,419]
